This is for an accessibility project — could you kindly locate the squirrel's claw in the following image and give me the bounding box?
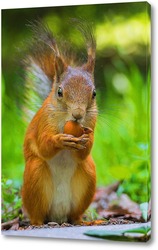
[63,141,86,150]
[55,133,89,151]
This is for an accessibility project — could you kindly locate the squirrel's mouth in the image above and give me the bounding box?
[73,115,86,124]
[65,116,84,126]
[70,118,82,125]
[74,118,82,123]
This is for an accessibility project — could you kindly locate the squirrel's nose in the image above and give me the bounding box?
[72,108,84,121]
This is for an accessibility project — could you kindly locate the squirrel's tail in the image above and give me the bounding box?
[24,21,57,105]
[22,21,61,120]
[25,20,60,83]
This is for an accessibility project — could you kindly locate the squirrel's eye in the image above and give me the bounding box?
[57,87,63,98]
[92,89,96,99]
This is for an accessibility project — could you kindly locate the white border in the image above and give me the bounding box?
[1,0,158,249]
[0,0,151,9]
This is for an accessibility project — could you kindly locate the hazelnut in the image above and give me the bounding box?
[64,121,84,137]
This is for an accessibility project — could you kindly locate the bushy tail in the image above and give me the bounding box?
[22,21,59,120]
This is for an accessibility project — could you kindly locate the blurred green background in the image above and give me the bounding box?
[2,2,151,207]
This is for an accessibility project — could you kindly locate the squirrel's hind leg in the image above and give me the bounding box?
[22,157,53,225]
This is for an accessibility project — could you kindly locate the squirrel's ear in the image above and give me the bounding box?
[55,56,67,81]
[83,51,95,74]
[83,28,96,73]
[71,18,96,74]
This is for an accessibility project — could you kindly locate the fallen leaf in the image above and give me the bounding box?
[84,226,151,242]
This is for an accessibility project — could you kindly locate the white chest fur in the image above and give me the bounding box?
[47,150,77,223]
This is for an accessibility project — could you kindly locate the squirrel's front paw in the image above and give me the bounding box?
[54,134,89,151]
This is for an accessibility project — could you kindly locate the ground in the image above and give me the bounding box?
[2,181,151,242]
[2,221,151,241]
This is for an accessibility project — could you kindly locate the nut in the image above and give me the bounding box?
[64,121,84,137]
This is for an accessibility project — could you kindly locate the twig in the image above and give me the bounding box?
[1,217,19,230]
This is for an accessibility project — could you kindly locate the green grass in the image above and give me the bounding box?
[2,77,26,187]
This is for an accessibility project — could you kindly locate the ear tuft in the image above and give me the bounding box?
[55,56,67,81]
[71,18,96,74]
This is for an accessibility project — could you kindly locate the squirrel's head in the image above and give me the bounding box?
[30,19,97,129]
[52,65,97,128]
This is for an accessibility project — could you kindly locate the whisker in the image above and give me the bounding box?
[54,110,67,114]
[99,112,129,127]
[97,117,112,130]
[94,111,131,139]
[96,118,121,138]
[87,109,127,124]
[99,107,122,112]
[87,110,98,115]
[98,110,121,116]
[95,117,121,138]
[54,112,68,117]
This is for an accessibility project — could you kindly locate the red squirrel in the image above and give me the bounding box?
[22,20,98,225]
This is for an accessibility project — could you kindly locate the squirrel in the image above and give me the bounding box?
[21,19,98,225]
